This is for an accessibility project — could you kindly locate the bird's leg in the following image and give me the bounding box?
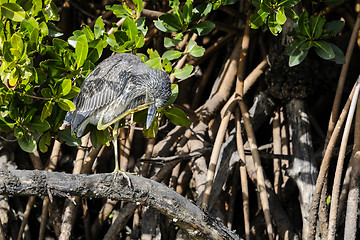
[112,121,132,188]
[112,121,120,172]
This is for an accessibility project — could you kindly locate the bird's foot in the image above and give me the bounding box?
[113,168,133,189]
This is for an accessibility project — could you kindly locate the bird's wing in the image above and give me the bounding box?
[71,54,142,135]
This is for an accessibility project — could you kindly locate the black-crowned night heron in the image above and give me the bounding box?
[67,53,172,172]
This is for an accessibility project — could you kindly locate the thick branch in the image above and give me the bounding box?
[0,170,241,240]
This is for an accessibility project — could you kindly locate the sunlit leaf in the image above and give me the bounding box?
[41,100,53,121]
[58,98,76,111]
[1,3,25,22]
[94,16,105,38]
[162,50,182,60]
[172,64,193,80]
[75,35,88,69]
[39,131,51,152]
[165,107,191,126]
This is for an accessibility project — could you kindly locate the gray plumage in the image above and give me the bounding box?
[66,53,172,137]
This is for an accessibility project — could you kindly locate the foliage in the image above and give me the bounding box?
[0,0,230,153]
[250,0,345,66]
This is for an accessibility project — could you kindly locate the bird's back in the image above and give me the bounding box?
[70,54,148,137]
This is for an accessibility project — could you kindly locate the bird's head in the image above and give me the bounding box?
[145,70,172,129]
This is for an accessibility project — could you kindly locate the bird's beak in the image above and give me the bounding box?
[146,103,157,129]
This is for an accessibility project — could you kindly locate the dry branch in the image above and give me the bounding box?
[0,170,241,240]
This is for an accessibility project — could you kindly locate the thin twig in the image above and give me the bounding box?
[239,100,274,240]
[272,109,281,196]
[202,101,235,210]
[235,108,250,240]
[308,82,357,240]
[328,75,360,240]
[324,13,360,147]
[139,148,211,163]
[344,96,360,239]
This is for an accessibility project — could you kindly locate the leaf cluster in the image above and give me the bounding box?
[284,11,345,66]
[250,0,345,66]
[0,0,226,152]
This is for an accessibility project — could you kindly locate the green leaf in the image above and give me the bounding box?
[153,19,168,32]
[142,115,158,138]
[82,25,95,41]
[39,131,51,152]
[183,0,193,24]
[162,50,182,60]
[172,64,193,80]
[157,13,182,32]
[309,15,326,39]
[58,98,76,111]
[87,39,106,63]
[40,59,67,77]
[41,100,53,121]
[323,20,344,37]
[164,34,183,48]
[58,129,81,147]
[2,41,13,62]
[192,21,215,36]
[41,88,52,98]
[53,38,69,54]
[94,16,105,38]
[10,33,24,58]
[260,0,271,12]
[75,35,88,70]
[250,10,268,29]
[135,17,148,36]
[135,33,145,49]
[285,39,309,66]
[164,84,179,107]
[268,13,282,36]
[187,39,205,57]
[106,4,131,18]
[192,3,212,21]
[122,17,138,41]
[90,127,111,149]
[48,22,63,37]
[276,9,287,25]
[278,0,298,7]
[44,2,59,21]
[284,7,298,19]
[162,58,172,73]
[313,40,335,60]
[252,0,261,8]
[298,11,311,37]
[1,3,25,22]
[329,43,345,64]
[39,21,49,37]
[133,0,143,13]
[63,86,80,99]
[133,109,147,124]
[16,128,37,153]
[165,107,191,126]
[0,117,15,132]
[288,48,308,67]
[26,116,50,133]
[68,30,85,48]
[60,79,72,96]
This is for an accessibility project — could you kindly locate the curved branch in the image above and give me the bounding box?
[0,170,241,240]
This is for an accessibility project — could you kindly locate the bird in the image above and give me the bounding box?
[66,53,172,172]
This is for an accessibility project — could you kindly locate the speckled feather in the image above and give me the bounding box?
[68,53,172,137]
